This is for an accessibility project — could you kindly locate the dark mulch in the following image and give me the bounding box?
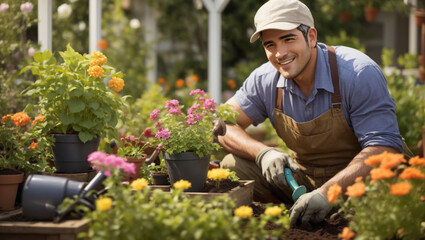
[202,179,242,193]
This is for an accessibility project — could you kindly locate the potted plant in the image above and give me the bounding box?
[147,89,238,191]
[362,0,382,23]
[148,158,169,185]
[0,112,54,210]
[414,0,425,26]
[20,44,129,173]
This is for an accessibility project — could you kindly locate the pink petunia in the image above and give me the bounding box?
[88,151,136,176]
[189,89,206,96]
[188,104,200,114]
[203,98,216,111]
[155,128,170,140]
[165,99,179,108]
[150,109,160,120]
[168,107,182,115]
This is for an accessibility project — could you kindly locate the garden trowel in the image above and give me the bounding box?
[284,168,307,202]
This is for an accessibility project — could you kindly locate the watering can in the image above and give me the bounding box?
[284,168,307,202]
[22,171,107,222]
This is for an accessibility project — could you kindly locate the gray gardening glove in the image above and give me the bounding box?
[289,189,331,226]
[255,147,300,191]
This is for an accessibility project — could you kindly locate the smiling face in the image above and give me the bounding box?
[262,27,317,82]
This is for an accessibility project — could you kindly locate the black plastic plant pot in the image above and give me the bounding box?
[51,134,100,173]
[164,152,210,192]
[22,174,85,220]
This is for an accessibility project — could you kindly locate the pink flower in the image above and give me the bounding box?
[88,151,135,176]
[168,107,182,115]
[20,2,33,12]
[154,122,163,127]
[165,99,179,108]
[188,104,200,114]
[143,128,153,138]
[28,47,36,57]
[203,98,216,111]
[0,3,9,12]
[186,113,203,125]
[155,129,170,140]
[189,89,206,96]
[150,109,160,120]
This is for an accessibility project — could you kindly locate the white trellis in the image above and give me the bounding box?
[37,0,101,53]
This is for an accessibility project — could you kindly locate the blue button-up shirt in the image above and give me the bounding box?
[234,43,403,152]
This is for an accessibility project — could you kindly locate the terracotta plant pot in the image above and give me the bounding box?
[0,169,24,211]
[364,7,378,23]
[415,9,425,27]
[123,156,146,182]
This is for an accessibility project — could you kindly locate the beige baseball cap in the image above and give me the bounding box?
[250,0,314,43]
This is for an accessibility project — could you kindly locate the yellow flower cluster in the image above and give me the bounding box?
[207,168,230,181]
[87,65,104,78]
[264,206,282,216]
[89,51,107,66]
[234,205,253,218]
[131,178,149,191]
[173,179,191,190]
[96,197,113,211]
[108,77,125,93]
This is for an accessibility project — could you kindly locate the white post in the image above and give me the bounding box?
[409,0,418,54]
[37,0,52,51]
[202,0,230,103]
[89,0,102,53]
[143,2,158,83]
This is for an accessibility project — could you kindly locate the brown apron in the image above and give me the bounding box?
[273,46,362,190]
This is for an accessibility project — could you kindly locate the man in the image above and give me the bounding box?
[218,0,403,226]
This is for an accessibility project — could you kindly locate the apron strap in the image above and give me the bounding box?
[275,46,342,110]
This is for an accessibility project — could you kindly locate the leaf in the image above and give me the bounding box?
[58,113,71,126]
[68,100,86,113]
[79,119,96,129]
[70,88,83,97]
[89,102,100,110]
[78,131,92,143]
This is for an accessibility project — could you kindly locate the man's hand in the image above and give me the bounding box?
[255,147,300,190]
[289,189,331,226]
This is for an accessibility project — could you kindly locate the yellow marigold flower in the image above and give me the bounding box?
[227,79,237,89]
[176,78,185,88]
[345,182,365,197]
[87,65,104,78]
[400,167,425,180]
[108,77,125,93]
[28,142,39,150]
[390,182,412,196]
[190,75,199,82]
[339,227,355,240]
[31,114,45,126]
[207,168,230,181]
[173,180,191,190]
[96,197,113,211]
[131,178,149,191]
[11,112,31,127]
[380,152,405,169]
[157,77,166,84]
[327,183,342,203]
[1,114,12,124]
[409,156,425,167]
[234,205,253,218]
[370,168,395,180]
[264,206,282,216]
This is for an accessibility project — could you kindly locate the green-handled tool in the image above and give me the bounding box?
[284,168,306,202]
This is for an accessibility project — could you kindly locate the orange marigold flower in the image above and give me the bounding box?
[399,167,425,180]
[345,182,366,197]
[227,79,237,89]
[420,195,425,201]
[380,152,405,169]
[97,39,109,51]
[364,154,382,166]
[165,84,171,91]
[409,156,425,167]
[339,227,355,240]
[157,77,166,84]
[327,183,342,203]
[11,112,31,126]
[31,114,45,126]
[355,176,363,182]
[176,78,185,88]
[390,182,412,196]
[87,65,104,78]
[370,168,395,180]
[1,114,12,124]
[190,75,199,82]
[108,77,125,93]
[28,142,39,150]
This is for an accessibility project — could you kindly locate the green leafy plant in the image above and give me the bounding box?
[20,44,129,143]
[148,89,238,157]
[0,112,54,174]
[75,152,290,240]
[117,135,152,159]
[397,52,419,69]
[148,158,168,175]
[328,152,425,239]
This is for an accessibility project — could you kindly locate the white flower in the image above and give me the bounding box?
[78,21,86,31]
[0,3,9,12]
[28,47,36,57]
[20,2,33,13]
[129,18,141,29]
[57,3,72,19]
